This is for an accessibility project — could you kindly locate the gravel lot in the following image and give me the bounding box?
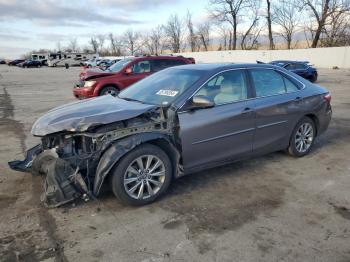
[0,65,349,262]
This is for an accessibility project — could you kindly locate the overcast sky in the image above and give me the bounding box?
[0,0,207,59]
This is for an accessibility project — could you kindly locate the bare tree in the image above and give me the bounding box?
[301,0,350,48]
[108,33,123,56]
[240,0,261,50]
[143,26,164,55]
[97,34,106,51]
[124,29,140,55]
[217,25,232,50]
[186,11,199,52]
[68,38,78,52]
[89,37,99,53]
[163,14,184,53]
[266,0,275,49]
[321,9,350,46]
[209,0,250,50]
[197,22,211,51]
[273,0,300,49]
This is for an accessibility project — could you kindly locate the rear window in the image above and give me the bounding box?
[152,59,187,72]
[250,69,301,97]
[251,69,286,97]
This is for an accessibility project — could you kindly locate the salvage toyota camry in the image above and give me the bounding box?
[9,64,332,207]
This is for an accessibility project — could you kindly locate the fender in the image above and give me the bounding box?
[93,132,179,196]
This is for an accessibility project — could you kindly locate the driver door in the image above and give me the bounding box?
[121,60,152,87]
[178,69,255,171]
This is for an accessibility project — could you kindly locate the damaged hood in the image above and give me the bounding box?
[31,96,157,136]
[79,69,113,80]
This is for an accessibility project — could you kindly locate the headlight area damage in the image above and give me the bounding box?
[8,98,181,208]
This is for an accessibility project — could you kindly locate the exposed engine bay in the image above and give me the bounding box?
[9,103,182,208]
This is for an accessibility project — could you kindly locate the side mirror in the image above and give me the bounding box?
[125,67,133,75]
[189,96,215,110]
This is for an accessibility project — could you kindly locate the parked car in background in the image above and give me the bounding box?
[0,59,6,64]
[9,63,332,207]
[258,60,318,82]
[8,59,25,66]
[18,60,42,68]
[98,59,120,70]
[74,55,195,99]
[82,57,102,68]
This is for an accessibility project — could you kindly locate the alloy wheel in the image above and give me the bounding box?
[295,122,314,153]
[123,155,166,200]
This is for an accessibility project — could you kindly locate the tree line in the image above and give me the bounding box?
[50,0,350,56]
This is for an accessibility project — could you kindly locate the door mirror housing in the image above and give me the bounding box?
[125,67,133,75]
[189,96,215,110]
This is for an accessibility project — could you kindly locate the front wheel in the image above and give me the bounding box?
[288,117,316,157]
[100,86,119,96]
[111,144,172,206]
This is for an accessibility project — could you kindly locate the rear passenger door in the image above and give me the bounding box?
[248,69,304,154]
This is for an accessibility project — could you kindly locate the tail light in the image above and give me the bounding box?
[324,93,331,104]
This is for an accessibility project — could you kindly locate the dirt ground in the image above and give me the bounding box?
[0,65,349,262]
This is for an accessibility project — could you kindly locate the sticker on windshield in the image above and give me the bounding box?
[156,90,179,97]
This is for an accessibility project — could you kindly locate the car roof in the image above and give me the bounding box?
[174,63,279,72]
[132,55,190,61]
[271,60,309,64]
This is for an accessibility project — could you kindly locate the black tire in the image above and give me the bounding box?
[310,75,317,83]
[111,144,172,206]
[37,64,41,68]
[288,117,316,157]
[99,86,119,96]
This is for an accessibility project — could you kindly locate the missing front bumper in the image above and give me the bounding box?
[8,145,89,208]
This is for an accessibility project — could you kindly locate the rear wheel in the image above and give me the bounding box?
[100,86,119,96]
[111,144,172,206]
[288,117,316,157]
[310,74,317,83]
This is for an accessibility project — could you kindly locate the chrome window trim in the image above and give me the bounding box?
[249,68,306,99]
[178,68,248,112]
[178,66,306,113]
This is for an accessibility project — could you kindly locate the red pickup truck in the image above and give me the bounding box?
[74,55,195,99]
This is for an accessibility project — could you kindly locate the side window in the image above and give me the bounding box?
[295,63,307,70]
[133,60,151,74]
[283,76,300,92]
[284,63,296,70]
[251,69,286,97]
[195,70,248,105]
[169,60,187,66]
[152,59,167,72]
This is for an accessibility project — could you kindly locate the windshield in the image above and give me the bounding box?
[119,68,203,106]
[108,58,133,72]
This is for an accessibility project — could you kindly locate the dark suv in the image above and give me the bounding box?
[73,56,195,99]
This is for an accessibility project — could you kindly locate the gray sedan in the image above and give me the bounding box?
[9,63,332,207]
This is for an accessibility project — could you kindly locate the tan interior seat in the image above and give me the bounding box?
[214,77,246,104]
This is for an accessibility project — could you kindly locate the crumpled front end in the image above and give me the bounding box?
[9,107,176,208]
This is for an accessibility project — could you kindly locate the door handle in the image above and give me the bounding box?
[242,107,253,114]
